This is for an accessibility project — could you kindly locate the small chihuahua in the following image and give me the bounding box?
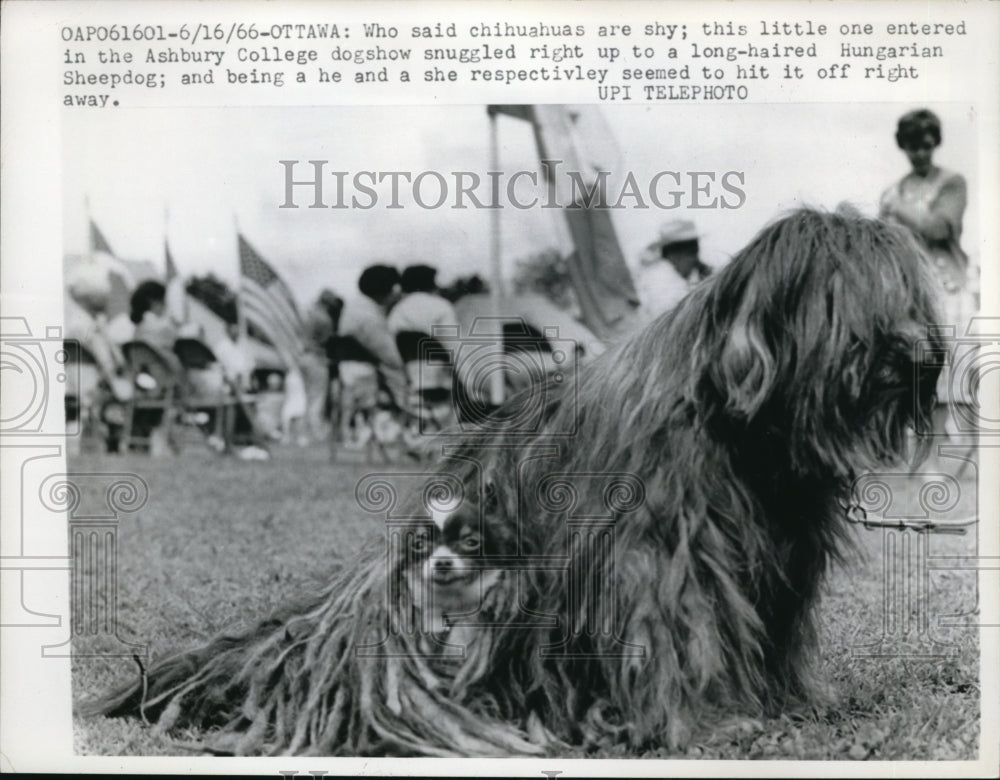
[405,482,512,649]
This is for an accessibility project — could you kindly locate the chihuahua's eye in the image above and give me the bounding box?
[460,534,481,553]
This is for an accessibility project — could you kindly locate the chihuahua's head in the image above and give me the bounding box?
[406,481,513,637]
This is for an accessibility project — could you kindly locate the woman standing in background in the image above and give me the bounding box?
[880,108,976,442]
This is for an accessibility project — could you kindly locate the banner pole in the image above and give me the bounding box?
[488,110,505,406]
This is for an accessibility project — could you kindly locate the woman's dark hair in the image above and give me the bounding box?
[439,274,487,302]
[357,265,400,301]
[129,280,167,324]
[400,264,438,294]
[895,109,942,150]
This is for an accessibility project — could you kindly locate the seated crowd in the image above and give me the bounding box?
[65,261,469,461]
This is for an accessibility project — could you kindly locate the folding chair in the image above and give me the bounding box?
[501,321,553,356]
[502,320,558,394]
[330,335,391,463]
[447,321,562,428]
[395,330,457,434]
[173,338,258,452]
[63,339,103,450]
[119,340,183,454]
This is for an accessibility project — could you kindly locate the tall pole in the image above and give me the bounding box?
[488,111,505,407]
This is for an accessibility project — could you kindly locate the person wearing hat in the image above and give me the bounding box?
[636,219,712,318]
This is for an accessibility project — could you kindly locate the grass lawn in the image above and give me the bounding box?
[69,442,981,761]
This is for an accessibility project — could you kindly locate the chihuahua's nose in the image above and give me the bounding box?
[433,557,454,572]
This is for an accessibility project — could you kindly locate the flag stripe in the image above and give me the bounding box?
[243,309,299,361]
[237,233,304,362]
[242,288,301,353]
[243,302,290,351]
[239,236,302,318]
[239,236,300,311]
[242,279,299,334]
[242,278,301,345]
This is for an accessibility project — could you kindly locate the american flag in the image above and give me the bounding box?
[238,234,304,361]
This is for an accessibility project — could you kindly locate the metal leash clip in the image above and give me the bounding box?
[841,500,971,536]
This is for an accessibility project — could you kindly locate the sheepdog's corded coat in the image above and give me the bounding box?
[91,208,942,756]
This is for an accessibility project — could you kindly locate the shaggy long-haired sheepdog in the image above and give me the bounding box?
[90,207,943,756]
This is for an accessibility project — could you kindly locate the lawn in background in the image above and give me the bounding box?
[70,444,981,760]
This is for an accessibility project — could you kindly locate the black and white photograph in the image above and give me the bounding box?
[1,1,998,775]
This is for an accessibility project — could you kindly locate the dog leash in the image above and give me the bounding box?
[840,500,974,535]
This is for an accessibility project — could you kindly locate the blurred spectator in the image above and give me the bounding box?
[512,249,578,314]
[177,322,228,405]
[281,364,309,447]
[128,279,182,455]
[636,220,712,318]
[130,280,180,356]
[211,322,255,392]
[439,273,487,303]
[388,264,460,336]
[879,108,974,442]
[300,290,341,443]
[66,264,130,401]
[65,264,132,453]
[388,264,458,436]
[317,290,345,432]
[255,372,285,441]
[319,288,344,333]
[338,265,410,412]
[205,321,270,458]
[879,108,971,326]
